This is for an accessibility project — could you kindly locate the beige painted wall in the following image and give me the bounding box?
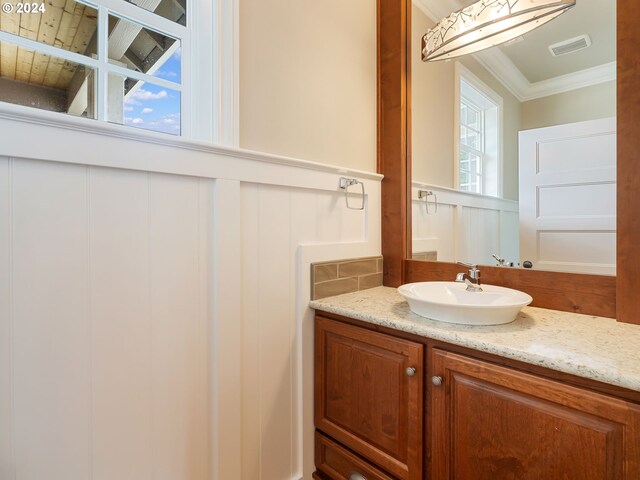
[521,80,616,130]
[239,0,376,172]
[411,6,455,189]
[411,6,521,200]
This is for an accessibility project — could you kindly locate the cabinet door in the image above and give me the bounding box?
[315,316,424,480]
[430,348,640,480]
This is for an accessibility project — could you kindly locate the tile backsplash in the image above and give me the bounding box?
[311,256,383,300]
[412,250,437,261]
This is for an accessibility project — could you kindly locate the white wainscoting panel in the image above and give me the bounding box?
[0,110,382,480]
[0,157,212,480]
[0,157,11,477]
[12,159,91,479]
[412,183,519,266]
[0,153,381,480]
[412,200,456,261]
[89,167,151,480]
[458,206,500,265]
[240,183,376,480]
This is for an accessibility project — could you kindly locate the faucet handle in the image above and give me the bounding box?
[456,261,478,270]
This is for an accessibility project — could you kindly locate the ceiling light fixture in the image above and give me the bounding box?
[422,0,576,62]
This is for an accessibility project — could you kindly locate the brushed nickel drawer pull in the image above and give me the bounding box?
[349,472,367,480]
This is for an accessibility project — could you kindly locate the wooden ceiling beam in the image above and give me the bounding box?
[108,0,162,61]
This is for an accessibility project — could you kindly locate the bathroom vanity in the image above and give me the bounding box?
[310,287,640,480]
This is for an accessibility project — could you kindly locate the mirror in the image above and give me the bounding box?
[410,0,616,275]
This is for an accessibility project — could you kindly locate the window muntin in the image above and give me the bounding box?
[457,73,501,197]
[459,98,484,194]
[0,0,185,136]
[111,73,181,134]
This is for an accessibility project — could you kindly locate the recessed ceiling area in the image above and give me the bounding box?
[499,0,615,83]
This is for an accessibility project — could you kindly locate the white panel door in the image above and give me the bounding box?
[519,117,616,274]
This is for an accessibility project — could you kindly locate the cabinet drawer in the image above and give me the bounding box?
[315,431,397,480]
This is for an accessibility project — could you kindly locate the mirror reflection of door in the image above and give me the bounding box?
[411,0,616,275]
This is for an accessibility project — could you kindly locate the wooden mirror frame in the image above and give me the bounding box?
[378,0,639,323]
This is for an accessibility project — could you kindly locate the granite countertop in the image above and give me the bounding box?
[310,286,640,392]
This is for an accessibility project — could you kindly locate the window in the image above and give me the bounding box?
[456,64,502,197]
[459,98,484,193]
[0,0,187,135]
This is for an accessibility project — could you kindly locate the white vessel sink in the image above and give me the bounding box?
[397,281,533,325]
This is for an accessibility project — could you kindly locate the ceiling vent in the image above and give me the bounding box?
[548,34,592,57]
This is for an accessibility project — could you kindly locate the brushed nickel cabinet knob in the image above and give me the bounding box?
[406,367,416,377]
[432,375,443,386]
[349,472,367,480]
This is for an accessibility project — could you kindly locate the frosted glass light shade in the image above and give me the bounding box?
[422,0,576,62]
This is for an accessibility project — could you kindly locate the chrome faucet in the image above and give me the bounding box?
[456,262,483,292]
[492,253,515,267]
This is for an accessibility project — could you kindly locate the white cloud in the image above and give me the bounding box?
[141,108,153,114]
[131,118,144,124]
[124,106,134,112]
[157,70,178,78]
[132,89,168,101]
[162,118,177,125]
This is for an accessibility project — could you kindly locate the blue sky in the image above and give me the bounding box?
[123,50,181,135]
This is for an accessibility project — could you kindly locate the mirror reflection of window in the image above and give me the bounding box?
[411,0,616,274]
[459,99,483,193]
[457,67,502,197]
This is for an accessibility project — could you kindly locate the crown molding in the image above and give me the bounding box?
[522,61,616,101]
[474,47,616,101]
[473,48,532,101]
[413,0,441,22]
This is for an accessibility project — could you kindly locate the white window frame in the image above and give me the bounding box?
[454,62,504,198]
[0,0,238,144]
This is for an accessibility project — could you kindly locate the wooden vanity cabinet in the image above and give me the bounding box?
[315,315,424,479]
[429,348,640,479]
[315,313,640,480]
